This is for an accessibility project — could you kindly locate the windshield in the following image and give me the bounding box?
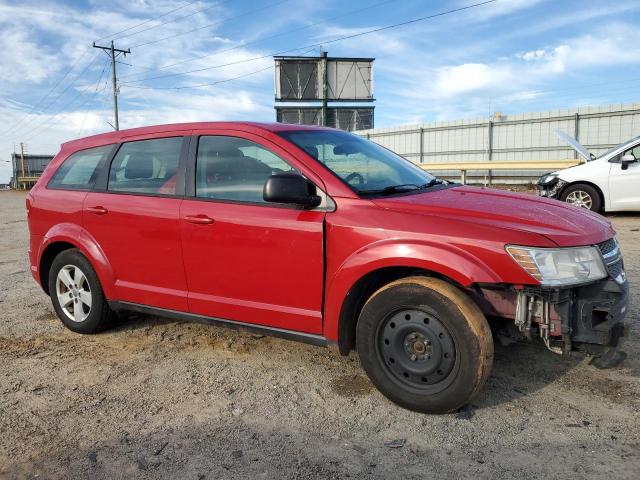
[278,129,437,195]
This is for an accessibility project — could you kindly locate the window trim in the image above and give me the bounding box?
[46,144,117,192]
[187,133,327,210]
[93,135,190,198]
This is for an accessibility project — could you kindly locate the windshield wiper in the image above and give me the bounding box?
[421,178,444,188]
[358,183,421,195]
[358,179,446,196]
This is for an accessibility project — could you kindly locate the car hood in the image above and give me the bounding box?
[556,129,593,162]
[373,185,615,247]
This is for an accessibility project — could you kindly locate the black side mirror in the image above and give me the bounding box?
[263,172,322,208]
[621,154,637,170]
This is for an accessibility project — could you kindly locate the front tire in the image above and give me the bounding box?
[356,277,493,414]
[561,183,601,212]
[48,249,116,334]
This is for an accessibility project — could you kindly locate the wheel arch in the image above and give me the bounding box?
[333,266,469,355]
[39,241,77,295]
[324,240,502,354]
[559,180,605,211]
[38,224,116,298]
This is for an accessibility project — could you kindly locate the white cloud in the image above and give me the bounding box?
[0,0,299,182]
[391,23,640,102]
[458,0,545,21]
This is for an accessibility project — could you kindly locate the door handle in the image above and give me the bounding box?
[185,214,214,225]
[86,206,108,215]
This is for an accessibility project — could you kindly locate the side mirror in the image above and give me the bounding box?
[621,154,637,170]
[263,172,322,209]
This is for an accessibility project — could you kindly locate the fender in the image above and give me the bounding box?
[323,239,503,342]
[39,223,117,299]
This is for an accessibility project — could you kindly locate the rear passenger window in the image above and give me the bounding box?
[108,137,183,195]
[196,136,296,203]
[48,145,112,190]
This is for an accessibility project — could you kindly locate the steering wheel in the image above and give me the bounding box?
[345,172,364,186]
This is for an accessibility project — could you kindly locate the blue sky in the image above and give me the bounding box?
[2,0,640,182]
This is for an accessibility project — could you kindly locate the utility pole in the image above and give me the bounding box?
[93,41,130,131]
[320,50,328,127]
[19,142,26,190]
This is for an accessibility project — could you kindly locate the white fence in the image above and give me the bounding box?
[357,103,640,183]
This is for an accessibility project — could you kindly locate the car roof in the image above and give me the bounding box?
[61,122,336,151]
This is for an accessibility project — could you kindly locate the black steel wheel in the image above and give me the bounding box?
[378,308,457,390]
[356,276,493,414]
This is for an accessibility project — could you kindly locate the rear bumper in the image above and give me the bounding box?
[28,234,42,284]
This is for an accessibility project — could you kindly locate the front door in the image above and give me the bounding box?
[83,135,189,311]
[180,133,325,334]
[609,143,640,211]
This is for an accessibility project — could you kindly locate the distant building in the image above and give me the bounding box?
[11,153,54,189]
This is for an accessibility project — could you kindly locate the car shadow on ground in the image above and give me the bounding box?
[475,340,582,409]
[104,311,584,411]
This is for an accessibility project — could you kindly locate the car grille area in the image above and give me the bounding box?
[597,238,625,284]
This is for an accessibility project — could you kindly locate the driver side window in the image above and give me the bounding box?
[196,136,296,203]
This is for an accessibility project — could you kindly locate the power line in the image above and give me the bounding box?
[0,50,95,138]
[20,61,112,143]
[0,54,102,141]
[128,0,290,49]
[76,61,111,136]
[124,47,319,91]
[125,65,275,90]
[122,0,398,78]
[94,0,200,42]
[122,0,499,86]
[1,1,200,138]
[120,0,290,44]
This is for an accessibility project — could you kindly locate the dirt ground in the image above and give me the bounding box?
[0,189,638,479]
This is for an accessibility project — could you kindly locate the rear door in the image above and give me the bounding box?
[83,133,190,311]
[609,142,640,211]
[180,130,326,334]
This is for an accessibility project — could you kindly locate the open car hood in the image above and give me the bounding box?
[555,129,593,162]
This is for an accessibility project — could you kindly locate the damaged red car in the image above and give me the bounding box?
[26,122,628,413]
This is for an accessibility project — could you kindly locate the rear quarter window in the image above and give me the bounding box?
[48,145,113,191]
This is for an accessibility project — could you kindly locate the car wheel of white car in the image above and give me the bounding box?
[561,184,601,212]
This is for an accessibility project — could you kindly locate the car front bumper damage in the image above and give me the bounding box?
[476,241,629,367]
[518,277,628,359]
[536,176,567,199]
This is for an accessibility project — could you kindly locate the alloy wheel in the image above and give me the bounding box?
[56,265,92,323]
[566,190,593,209]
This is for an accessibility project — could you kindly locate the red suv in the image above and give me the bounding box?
[27,122,628,413]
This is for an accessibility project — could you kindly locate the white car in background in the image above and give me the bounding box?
[537,131,640,212]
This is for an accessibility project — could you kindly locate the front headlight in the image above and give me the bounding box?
[539,173,558,185]
[506,245,607,286]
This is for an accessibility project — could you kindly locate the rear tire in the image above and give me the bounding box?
[48,249,116,334]
[561,183,602,212]
[356,276,493,414]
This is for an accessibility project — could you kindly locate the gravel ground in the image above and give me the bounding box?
[0,189,639,479]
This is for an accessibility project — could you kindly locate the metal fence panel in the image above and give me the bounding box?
[357,103,640,183]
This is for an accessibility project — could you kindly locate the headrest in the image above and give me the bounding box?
[124,154,153,179]
[203,145,245,159]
